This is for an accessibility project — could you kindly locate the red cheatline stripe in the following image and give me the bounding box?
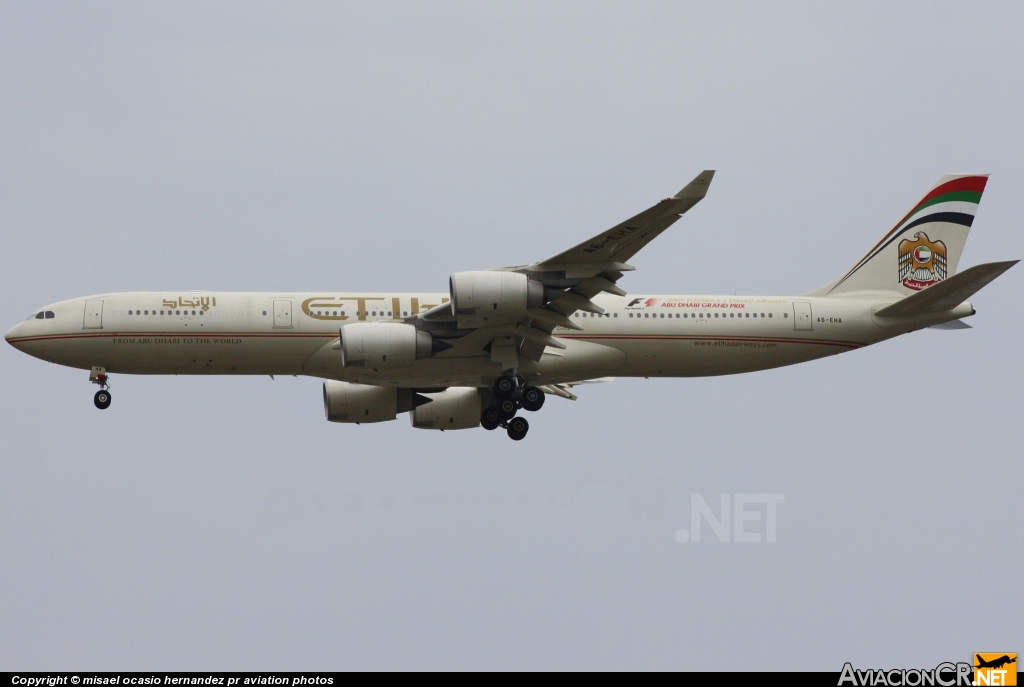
[562,334,863,349]
[7,332,338,344]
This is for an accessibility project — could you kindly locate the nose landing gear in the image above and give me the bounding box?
[90,366,112,410]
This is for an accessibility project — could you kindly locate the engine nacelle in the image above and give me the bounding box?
[410,387,482,430]
[340,322,433,370]
[323,381,398,423]
[449,271,544,321]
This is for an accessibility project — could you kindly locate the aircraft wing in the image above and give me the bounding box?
[412,171,714,364]
[532,170,716,271]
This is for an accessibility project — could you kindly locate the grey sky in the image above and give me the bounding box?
[1,1,1021,670]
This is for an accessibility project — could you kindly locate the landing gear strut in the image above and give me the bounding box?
[90,366,112,410]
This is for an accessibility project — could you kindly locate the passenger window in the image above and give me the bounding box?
[176,310,180,315]
[784,313,789,318]
[769,313,773,318]
[613,313,617,317]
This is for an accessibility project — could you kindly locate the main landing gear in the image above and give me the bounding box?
[480,373,545,440]
[90,366,112,410]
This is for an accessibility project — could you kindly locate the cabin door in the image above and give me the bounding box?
[273,300,293,329]
[793,302,813,331]
[83,300,104,329]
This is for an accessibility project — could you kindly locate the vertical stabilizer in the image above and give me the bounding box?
[808,174,988,297]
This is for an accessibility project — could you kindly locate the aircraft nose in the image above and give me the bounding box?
[5,321,26,348]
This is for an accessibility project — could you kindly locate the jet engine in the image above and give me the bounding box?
[340,322,433,370]
[410,387,482,430]
[323,381,429,423]
[449,271,544,321]
[323,381,398,423]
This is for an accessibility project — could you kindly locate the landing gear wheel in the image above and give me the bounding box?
[94,389,112,410]
[497,398,518,420]
[493,375,517,399]
[507,416,529,441]
[481,406,501,430]
[521,387,545,412]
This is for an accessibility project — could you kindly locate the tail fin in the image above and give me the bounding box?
[808,174,989,297]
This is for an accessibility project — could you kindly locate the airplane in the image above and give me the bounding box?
[5,172,1017,441]
[975,655,1016,670]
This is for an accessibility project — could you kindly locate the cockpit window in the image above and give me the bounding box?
[34,312,44,319]
[45,311,55,319]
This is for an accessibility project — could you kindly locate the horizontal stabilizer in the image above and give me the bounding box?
[875,260,1017,318]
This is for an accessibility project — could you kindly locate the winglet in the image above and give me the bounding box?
[673,170,715,201]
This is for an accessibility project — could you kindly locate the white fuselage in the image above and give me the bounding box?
[5,291,970,388]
